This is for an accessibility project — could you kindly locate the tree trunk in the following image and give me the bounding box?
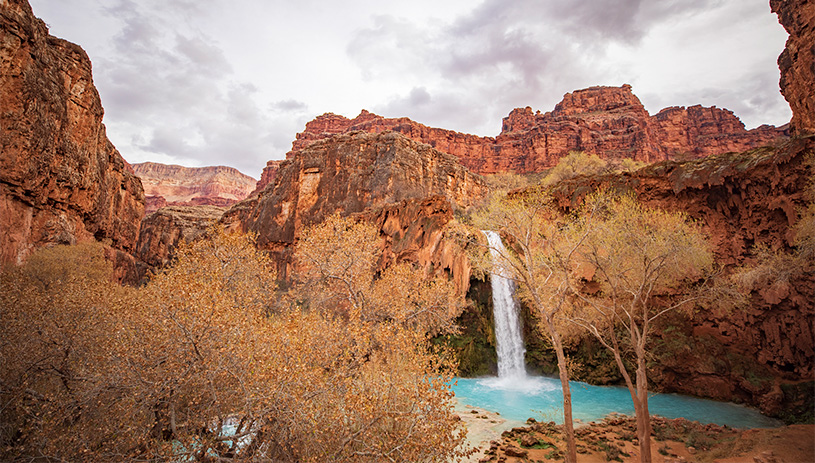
[550,327,578,463]
[636,352,653,463]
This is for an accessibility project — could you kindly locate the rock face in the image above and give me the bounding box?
[133,162,256,213]
[548,137,814,414]
[0,0,144,271]
[255,86,785,184]
[356,195,474,293]
[226,131,487,282]
[771,0,815,135]
[135,205,225,269]
[251,159,283,195]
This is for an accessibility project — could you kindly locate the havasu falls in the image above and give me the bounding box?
[481,230,526,380]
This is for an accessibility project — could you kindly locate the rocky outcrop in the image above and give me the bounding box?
[226,130,487,280]
[0,0,144,270]
[135,205,225,269]
[771,0,815,135]
[356,195,473,293]
[256,86,786,183]
[547,137,814,414]
[133,162,256,213]
[251,159,283,195]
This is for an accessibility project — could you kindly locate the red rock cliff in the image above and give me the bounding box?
[133,162,256,213]
[135,205,225,269]
[226,130,487,284]
[771,0,815,135]
[254,86,785,190]
[0,0,144,271]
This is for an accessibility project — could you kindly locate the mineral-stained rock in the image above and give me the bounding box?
[771,0,815,135]
[503,446,528,458]
[133,162,256,213]
[0,0,144,269]
[135,205,225,269]
[225,131,487,280]
[255,86,786,185]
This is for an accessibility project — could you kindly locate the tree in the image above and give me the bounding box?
[471,187,580,463]
[2,222,471,462]
[287,213,470,462]
[563,192,714,463]
[542,151,608,186]
[0,242,130,461]
[292,213,464,335]
[118,227,279,461]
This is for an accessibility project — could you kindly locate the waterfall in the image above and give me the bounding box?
[482,230,526,379]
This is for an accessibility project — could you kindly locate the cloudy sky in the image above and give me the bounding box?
[29,0,791,179]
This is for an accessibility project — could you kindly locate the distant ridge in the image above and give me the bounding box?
[133,162,257,213]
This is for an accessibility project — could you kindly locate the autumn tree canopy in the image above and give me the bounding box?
[1,224,470,462]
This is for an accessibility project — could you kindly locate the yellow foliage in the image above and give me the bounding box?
[1,226,470,462]
[542,151,608,186]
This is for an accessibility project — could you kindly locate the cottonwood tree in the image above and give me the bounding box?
[2,223,470,462]
[563,192,714,463]
[293,213,463,334]
[0,242,130,461]
[287,213,470,462]
[471,187,581,463]
[118,227,279,461]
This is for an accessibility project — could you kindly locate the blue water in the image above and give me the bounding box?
[451,376,782,429]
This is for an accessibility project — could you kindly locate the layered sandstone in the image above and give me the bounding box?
[0,0,144,271]
[548,137,814,413]
[226,131,487,282]
[254,86,786,188]
[135,205,225,269]
[133,162,256,213]
[771,0,815,135]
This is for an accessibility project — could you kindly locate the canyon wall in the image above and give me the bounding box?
[135,205,225,269]
[0,0,144,275]
[254,86,785,191]
[225,130,487,285]
[133,162,256,213]
[771,0,815,135]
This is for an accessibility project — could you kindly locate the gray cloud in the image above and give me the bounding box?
[271,99,309,112]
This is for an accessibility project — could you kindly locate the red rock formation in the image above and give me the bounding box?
[133,162,256,213]
[356,195,473,293]
[771,0,815,135]
[251,159,282,195]
[226,131,487,281]
[135,205,225,269]
[254,86,786,186]
[548,137,814,411]
[0,0,144,269]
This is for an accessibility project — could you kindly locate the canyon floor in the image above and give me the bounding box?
[456,405,815,463]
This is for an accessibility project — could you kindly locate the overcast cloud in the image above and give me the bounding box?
[29,0,790,178]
